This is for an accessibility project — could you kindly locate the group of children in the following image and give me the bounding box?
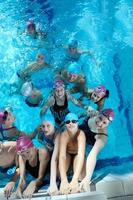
[0,20,115,199]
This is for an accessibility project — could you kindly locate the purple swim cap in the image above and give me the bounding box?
[101,109,114,122]
[16,136,33,153]
[53,79,65,89]
[94,85,107,99]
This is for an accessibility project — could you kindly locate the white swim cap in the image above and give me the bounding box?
[21,82,33,97]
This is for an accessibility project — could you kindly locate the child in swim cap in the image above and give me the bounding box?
[79,108,114,192]
[0,110,22,141]
[26,20,38,39]
[59,112,86,194]
[30,113,60,196]
[17,51,51,82]
[15,134,52,198]
[84,85,109,111]
[32,112,56,150]
[16,135,33,154]
[26,20,48,40]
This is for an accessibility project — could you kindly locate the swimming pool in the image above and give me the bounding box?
[0,0,133,186]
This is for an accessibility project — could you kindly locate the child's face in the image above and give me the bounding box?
[69,73,78,82]
[19,147,33,160]
[41,121,54,136]
[4,113,15,126]
[55,87,65,99]
[65,119,78,133]
[69,47,77,54]
[91,91,102,103]
[37,54,45,64]
[95,114,110,129]
[27,25,36,35]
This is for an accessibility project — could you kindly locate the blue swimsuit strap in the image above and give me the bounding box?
[42,134,54,147]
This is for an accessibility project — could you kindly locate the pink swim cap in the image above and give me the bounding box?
[16,136,33,153]
[53,79,65,89]
[94,86,107,99]
[101,109,114,122]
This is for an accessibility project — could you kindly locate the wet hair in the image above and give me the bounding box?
[0,111,8,124]
[2,111,8,121]
[105,90,109,98]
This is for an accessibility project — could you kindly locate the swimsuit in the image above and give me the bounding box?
[37,131,55,153]
[65,50,81,62]
[26,152,40,178]
[0,125,19,141]
[67,129,81,155]
[25,98,40,107]
[50,94,69,125]
[79,118,108,146]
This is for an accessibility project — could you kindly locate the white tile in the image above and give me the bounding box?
[108,197,126,200]
[53,191,107,200]
[96,177,125,198]
[126,196,133,200]
[110,173,133,195]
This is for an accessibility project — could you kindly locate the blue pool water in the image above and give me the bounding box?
[0,0,133,186]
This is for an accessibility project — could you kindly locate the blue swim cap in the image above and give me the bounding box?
[68,39,78,48]
[37,48,47,57]
[41,112,55,127]
[65,113,78,122]
[67,62,82,75]
[32,138,44,149]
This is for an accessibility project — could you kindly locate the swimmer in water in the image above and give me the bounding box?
[40,79,86,129]
[79,85,110,111]
[21,82,43,107]
[26,20,47,40]
[17,52,51,81]
[59,62,87,97]
[79,108,114,192]
[15,135,50,199]
[58,39,99,68]
[0,110,23,141]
